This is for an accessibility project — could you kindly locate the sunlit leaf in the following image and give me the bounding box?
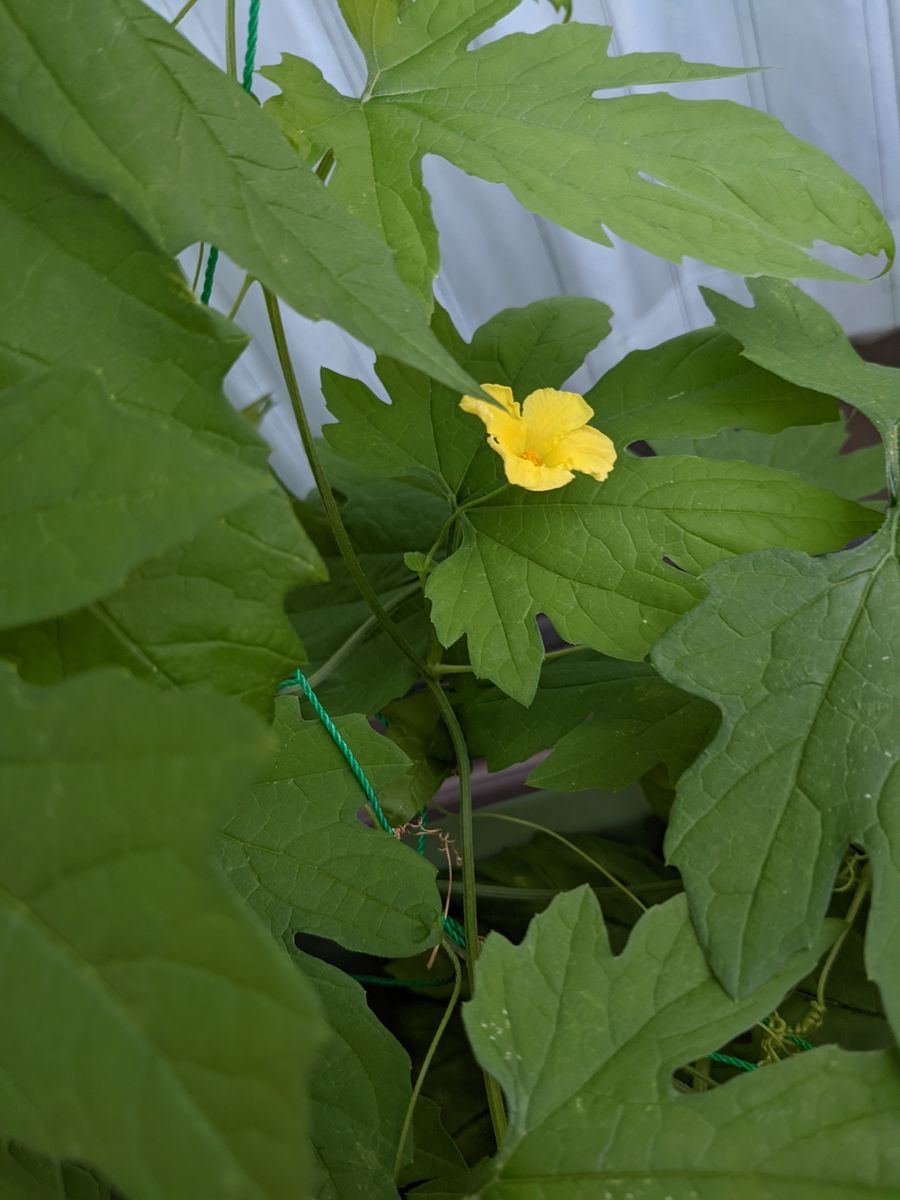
[265,3,891,305]
[652,422,885,506]
[588,327,839,447]
[426,457,878,703]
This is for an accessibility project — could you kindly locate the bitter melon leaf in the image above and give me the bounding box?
[451,888,900,1199]
[653,512,900,1030]
[288,458,442,716]
[0,370,265,630]
[222,697,442,957]
[0,118,324,712]
[587,327,839,448]
[399,1098,466,1190]
[0,1141,110,1200]
[464,651,716,792]
[652,422,886,505]
[264,2,891,306]
[0,666,324,1200]
[703,277,900,439]
[426,456,879,704]
[0,0,474,391]
[323,298,612,497]
[294,950,411,1200]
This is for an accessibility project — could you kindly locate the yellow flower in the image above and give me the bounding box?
[460,384,617,492]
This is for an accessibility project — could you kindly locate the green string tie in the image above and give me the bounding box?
[277,670,467,952]
[200,0,261,305]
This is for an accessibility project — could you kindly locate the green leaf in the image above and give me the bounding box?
[652,422,886,505]
[399,1097,466,1189]
[0,1142,110,1200]
[0,666,324,1200]
[0,369,266,629]
[426,456,879,703]
[0,119,324,712]
[463,651,717,792]
[265,6,891,299]
[222,697,442,957]
[323,298,612,496]
[454,888,900,1198]
[587,327,839,447]
[294,950,411,1200]
[653,512,900,1027]
[0,1,473,390]
[288,456,444,716]
[703,278,900,439]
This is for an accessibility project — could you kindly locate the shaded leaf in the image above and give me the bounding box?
[0,119,324,712]
[0,370,264,629]
[451,888,900,1198]
[0,1142,110,1200]
[288,456,442,717]
[588,327,839,447]
[399,1097,466,1189]
[426,456,879,703]
[265,6,891,305]
[222,697,442,957]
[0,1,472,389]
[0,666,323,1200]
[653,513,900,1028]
[463,651,717,791]
[295,950,410,1200]
[652,421,886,505]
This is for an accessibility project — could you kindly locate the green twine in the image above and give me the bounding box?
[277,670,467,952]
[200,0,261,306]
[351,973,455,989]
[708,1051,758,1073]
[241,0,261,92]
[280,669,392,834]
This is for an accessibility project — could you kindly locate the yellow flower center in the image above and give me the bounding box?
[520,449,543,466]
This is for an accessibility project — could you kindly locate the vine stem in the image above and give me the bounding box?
[225,0,237,78]
[393,945,462,1180]
[262,289,482,983]
[816,863,871,1010]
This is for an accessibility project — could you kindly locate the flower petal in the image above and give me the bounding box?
[544,424,617,481]
[493,440,574,492]
[460,384,525,454]
[521,388,594,457]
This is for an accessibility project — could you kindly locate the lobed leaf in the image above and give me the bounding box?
[446,889,900,1198]
[703,278,900,439]
[426,456,879,703]
[652,422,886,506]
[0,667,323,1200]
[653,512,900,1027]
[294,950,411,1200]
[462,651,717,791]
[266,3,892,303]
[222,698,442,958]
[0,118,324,712]
[0,0,473,390]
[0,370,265,629]
[588,326,839,447]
